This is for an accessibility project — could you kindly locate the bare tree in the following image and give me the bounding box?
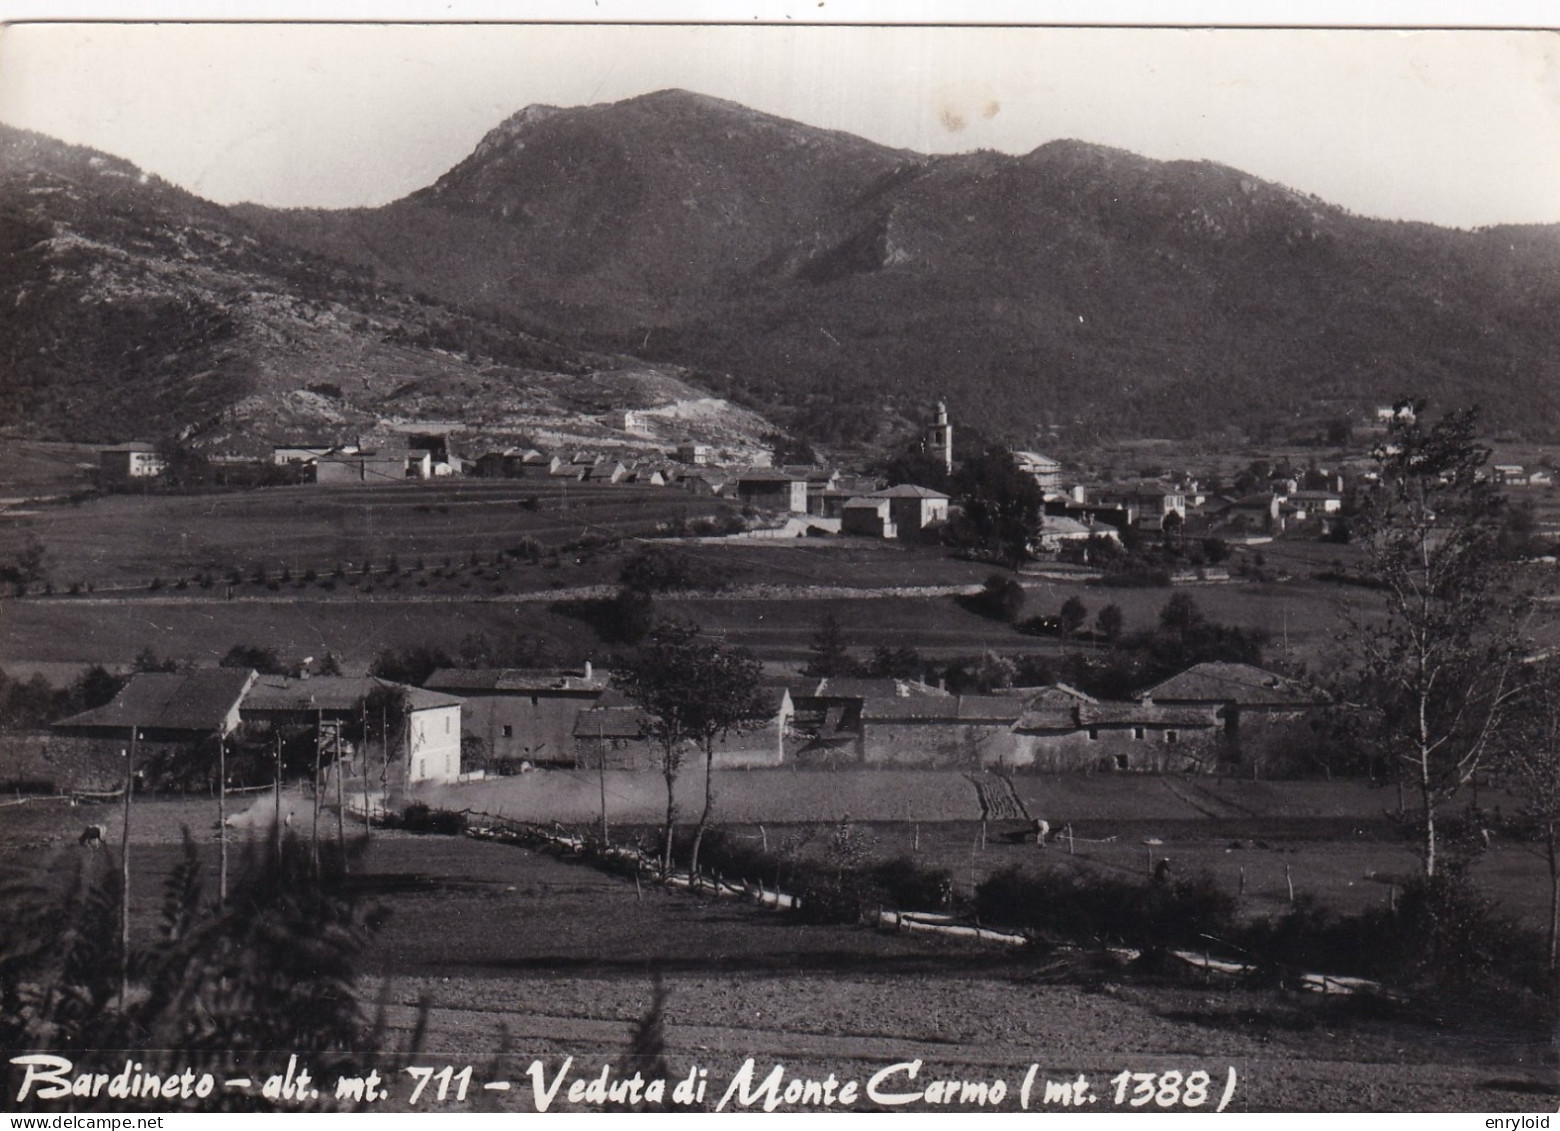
[1354,401,1527,877]
[1497,657,1560,967]
[616,621,764,882]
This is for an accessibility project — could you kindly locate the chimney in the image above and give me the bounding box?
[584,660,593,682]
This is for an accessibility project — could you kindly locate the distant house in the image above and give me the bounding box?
[587,460,631,485]
[1288,490,1343,514]
[604,409,651,436]
[857,694,1023,768]
[273,444,343,466]
[313,441,426,485]
[49,668,257,793]
[675,442,713,466]
[1009,685,1221,772]
[238,674,464,788]
[869,485,950,535]
[424,666,606,770]
[573,686,793,770]
[548,456,586,480]
[682,470,730,497]
[1035,514,1119,552]
[1090,484,1188,527]
[1138,662,1330,770]
[841,497,896,538]
[56,668,256,744]
[570,703,649,769]
[1012,451,1064,494]
[99,442,166,484]
[1494,465,1529,486]
[473,448,547,479]
[731,469,807,513]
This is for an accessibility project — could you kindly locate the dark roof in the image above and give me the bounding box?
[241,675,379,713]
[1015,699,1220,731]
[871,484,950,500]
[1078,702,1220,727]
[101,442,158,453]
[425,668,605,694]
[396,684,465,711]
[238,676,462,713]
[1140,663,1328,707]
[56,669,255,734]
[861,695,1022,724]
[732,468,802,483]
[573,705,648,740]
[813,678,951,700]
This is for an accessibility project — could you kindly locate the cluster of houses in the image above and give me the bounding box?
[8,659,1331,799]
[96,393,1552,553]
[14,669,463,797]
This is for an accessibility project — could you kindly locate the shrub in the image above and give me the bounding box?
[620,546,736,593]
[967,573,1026,621]
[975,866,1236,953]
[392,802,468,836]
[869,856,954,911]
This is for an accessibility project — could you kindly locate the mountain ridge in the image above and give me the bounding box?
[6,91,1560,450]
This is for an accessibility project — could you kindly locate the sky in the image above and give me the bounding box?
[0,18,1557,228]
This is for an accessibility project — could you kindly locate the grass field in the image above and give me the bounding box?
[0,479,739,589]
[0,794,1550,1112]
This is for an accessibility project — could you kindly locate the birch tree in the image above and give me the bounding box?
[1355,401,1525,877]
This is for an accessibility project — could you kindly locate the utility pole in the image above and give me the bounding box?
[312,704,322,876]
[598,713,609,847]
[361,701,372,837]
[273,730,283,859]
[217,733,228,908]
[335,720,345,854]
[120,726,136,1011]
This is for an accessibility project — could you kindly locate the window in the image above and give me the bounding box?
[445,716,450,734]
[1087,727,1099,741]
[501,725,514,738]
[1115,753,1129,770]
[1132,727,1145,741]
[1166,730,1179,744]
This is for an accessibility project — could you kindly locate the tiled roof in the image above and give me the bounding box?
[573,705,649,739]
[861,695,1021,724]
[871,484,950,499]
[733,468,802,483]
[1014,700,1219,731]
[424,668,605,694]
[242,675,380,712]
[55,669,255,733]
[813,678,951,700]
[397,684,465,711]
[1140,663,1328,707]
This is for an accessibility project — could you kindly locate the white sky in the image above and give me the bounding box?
[0,17,1557,227]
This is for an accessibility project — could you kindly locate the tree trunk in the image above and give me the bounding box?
[689,741,716,891]
[1548,822,1559,970]
[661,761,677,880]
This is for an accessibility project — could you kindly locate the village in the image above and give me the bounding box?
[17,397,1543,804]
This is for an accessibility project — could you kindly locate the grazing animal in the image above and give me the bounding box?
[78,824,106,849]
